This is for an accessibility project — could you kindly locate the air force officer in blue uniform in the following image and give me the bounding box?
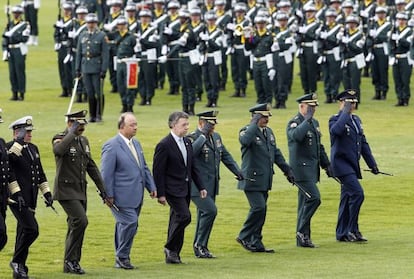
[101,112,157,269]
[329,90,380,242]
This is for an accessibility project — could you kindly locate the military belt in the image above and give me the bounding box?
[373,44,384,48]
[234,44,244,49]
[301,42,314,47]
[345,57,356,63]
[206,53,216,57]
[395,53,408,59]
[324,49,335,55]
[253,56,266,62]
[179,52,191,57]
[61,41,69,46]
[8,44,20,49]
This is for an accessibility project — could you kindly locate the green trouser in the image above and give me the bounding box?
[108,46,117,91]
[58,47,73,91]
[393,57,412,100]
[192,196,217,247]
[219,48,228,88]
[116,62,136,106]
[166,51,180,89]
[296,181,321,238]
[276,56,292,102]
[138,58,157,102]
[238,191,268,249]
[253,61,272,104]
[179,56,196,106]
[342,61,361,102]
[194,64,203,97]
[323,54,342,98]
[203,57,220,103]
[299,47,318,94]
[371,48,389,92]
[59,200,88,262]
[24,4,38,36]
[8,48,26,94]
[231,48,248,90]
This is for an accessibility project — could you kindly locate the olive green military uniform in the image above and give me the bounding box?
[245,30,274,104]
[367,18,391,100]
[71,19,88,103]
[189,119,241,253]
[162,15,181,95]
[52,121,106,266]
[238,106,292,250]
[215,11,232,90]
[2,18,29,101]
[75,28,109,122]
[114,30,137,112]
[287,105,330,246]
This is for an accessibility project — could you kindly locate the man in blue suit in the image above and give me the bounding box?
[329,89,380,242]
[101,112,157,269]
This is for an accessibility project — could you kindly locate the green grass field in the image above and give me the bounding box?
[1,3,414,278]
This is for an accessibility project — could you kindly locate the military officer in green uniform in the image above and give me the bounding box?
[54,1,75,98]
[188,111,243,258]
[7,116,53,279]
[2,5,30,101]
[236,104,295,253]
[112,16,137,113]
[367,7,392,100]
[286,94,332,248]
[244,16,275,104]
[136,9,160,106]
[23,0,39,45]
[390,12,412,106]
[297,3,321,95]
[75,13,109,122]
[52,110,110,275]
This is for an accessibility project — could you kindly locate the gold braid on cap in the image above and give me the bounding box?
[8,181,21,195]
[39,182,51,195]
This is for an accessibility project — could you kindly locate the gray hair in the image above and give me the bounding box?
[118,112,134,129]
[168,111,189,128]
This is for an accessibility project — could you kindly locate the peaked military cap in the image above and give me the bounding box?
[342,1,354,8]
[11,5,24,13]
[139,9,152,17]
[395,0,407,5]
[396,12,408,20]
[375,6,387,14]
[303,3,317,12]
[336,89,358,102]
[196,111,219,124]
[277,0,291,8]
[234,3,247,12]
[205,10,217,20]
[85,13,98,23]
[76,6,88,14]
[116,16,128,25]
[296,93,319,106]
[215,0,225,6]
[9,116,34,130]
[65,110,88,124]
[345,14,359,24]
[125,2,137,11]
[178,8,190,18]
[62,1,74,10]
[190,7,201,15]
[0,109,3,123]
[325,8,337,17]
[249,103,272,116]
[276,11,289,21]
[167,0,180,9]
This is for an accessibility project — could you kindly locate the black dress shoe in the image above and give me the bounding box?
[253,246,275,253]
[164,248,182,264]
[296,232,315,248]
[115,257,134,269]
[236,237,267,252]
[352,231,368,242]
[64,260,85,274]
[194,244,215,258]
[10,262,29,279]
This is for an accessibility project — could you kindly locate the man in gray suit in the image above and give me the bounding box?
[101,113,157,270]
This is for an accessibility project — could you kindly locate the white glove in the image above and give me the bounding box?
[341,36,349,44]
[408,19,414,27]
[163,27,173,35]
[271,41,280,52]
[369,29,377,38]
[289,24,298,33]
[2,50,9,61]
[317,56,326,64]
[54,43,61,51]
[22,27,30,37]
[68,31,76,38]
[55,20,64,28]
[298,26,306,34]
[149,34,159,42]
[158,55,167,63]
[320,31,328,39]
[199,55,205,66]
[285,37,294,44]
[360,10,368,18]
[63,54,73,64]
[356,40,364,48]
[268,69,276,81]
[177,36,187,46]
[365,52,373,62]
[391,33,398,41]
[227,22,236,31]
[200,33,209,41]
[4,31,12,38]
[225,47,234,55]
[389,56,395,66]
[296,9,303,19]
[336,32,343,41]
[161,45,168,55]
[103,23,112,31]
[134,42,141,52]
[243,29,252,39]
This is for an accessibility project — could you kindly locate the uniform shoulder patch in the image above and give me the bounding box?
[290,122,298,128]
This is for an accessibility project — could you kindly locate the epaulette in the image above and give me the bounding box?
[52,132,66,144]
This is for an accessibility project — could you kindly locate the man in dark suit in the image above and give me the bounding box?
[237,104,295,253]
[329,89,380,242]
[7,116,53,279]
[101,113,157,269]
[52,110,110,274]
[153,111,207,264]
[287,94,332,248]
